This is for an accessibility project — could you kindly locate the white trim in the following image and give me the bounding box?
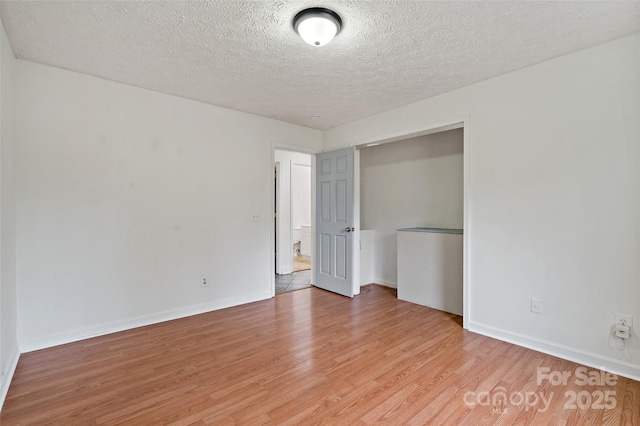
[274,160,282,274]
[292,162,311,168]
[271,143,318,155]
[354,121,464,149]
[376,280,397,289]
[19,292,271,353]
[462,117,471,329]
[469,321,640,382]
[352,148,361,296]
[310,154,316,285]
[0,349,20,412]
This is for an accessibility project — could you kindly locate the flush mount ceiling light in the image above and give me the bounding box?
[293,8,342,47]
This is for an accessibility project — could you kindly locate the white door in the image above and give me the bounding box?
[315,147,354,297]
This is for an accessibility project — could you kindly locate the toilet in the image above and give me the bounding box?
[293,240,301,256]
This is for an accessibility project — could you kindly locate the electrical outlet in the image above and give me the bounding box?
[251,214,260,222]
[201,275,208,287]
[531,298,542,314]
[615,324,630,339]
[614,313,633,328]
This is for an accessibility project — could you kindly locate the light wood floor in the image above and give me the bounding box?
[293,255,310,273]
[2,285,638,425]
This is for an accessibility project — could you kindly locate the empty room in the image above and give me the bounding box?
[0,1,639,424]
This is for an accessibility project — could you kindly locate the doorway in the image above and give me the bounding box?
[356,120,469,327]
[274,149,313,294]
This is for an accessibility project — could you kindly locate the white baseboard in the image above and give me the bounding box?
[0,349,20,412]
[376,280,397,289]
[359,281,397,289]
[20,292,272,353]
[469,321,640,382]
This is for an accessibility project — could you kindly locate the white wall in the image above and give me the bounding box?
[15,61,322,351]
[274,150,311,273]
[0,18,18,409]
[359,229,374,286]
[360,129,463,287]
[291,163,311,229]
[325,34,640,379]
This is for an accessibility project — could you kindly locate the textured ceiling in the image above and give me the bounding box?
[2,1,639,130]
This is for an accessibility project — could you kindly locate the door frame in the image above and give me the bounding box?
[354,117,470,329]
[270,143,320,297]
[274,161,281,274]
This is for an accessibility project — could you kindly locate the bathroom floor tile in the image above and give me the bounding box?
[275,270,312,295]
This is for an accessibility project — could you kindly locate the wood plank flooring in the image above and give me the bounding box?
[293,256,311,273]
[2,285,638,425]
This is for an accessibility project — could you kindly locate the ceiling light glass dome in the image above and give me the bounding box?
[293,8,342,47]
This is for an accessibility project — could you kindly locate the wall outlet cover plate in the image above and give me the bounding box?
[614,313,633,328]
[615,324,630,339]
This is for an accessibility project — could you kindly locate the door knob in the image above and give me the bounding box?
[344,227,355,232]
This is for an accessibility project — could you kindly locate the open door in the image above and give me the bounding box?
[315,147,355,297]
